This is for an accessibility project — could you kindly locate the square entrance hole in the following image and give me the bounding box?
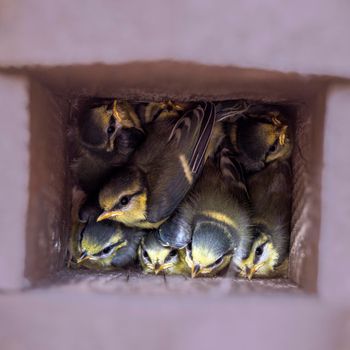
[23,62,327,294]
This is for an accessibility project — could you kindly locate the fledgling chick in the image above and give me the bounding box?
[138,231,188,275]
[227,110,293,173]
[78,100,143,154]
[97,102,216,229]
[236,160,292,279]
[74,218,145,270]
[158,146,252,278]
[72,100,145,193]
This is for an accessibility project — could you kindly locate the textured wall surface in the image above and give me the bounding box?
[0,75,29,289]
[319,86,350,303]
[1,0,350,77]
[0,290,347,350]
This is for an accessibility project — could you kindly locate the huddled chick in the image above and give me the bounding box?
[138,230,188,275]
[76,218,145,270]
[71,100,145,193]
[225,108,293,173]
[236,160,292,279]
[157,146,252,278]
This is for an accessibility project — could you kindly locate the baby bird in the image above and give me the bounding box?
[78,100,143,153]
[236,160,292,279]
[227,110,293,173]
[72,100,145,193]
[158,146,252,278]
[74,218,145,270]
[97,102,216,229]
[138,231,188,275]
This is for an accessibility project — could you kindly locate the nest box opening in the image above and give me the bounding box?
[22,62,326,294]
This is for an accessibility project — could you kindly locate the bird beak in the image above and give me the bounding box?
[245,266,255,280]
[279,126,288,145]
[96,211,120,222]
[154,262,162,275]
[112,100,123,123]
[191,264,201,278]
[76,251,89,264]
[106,139,114,152]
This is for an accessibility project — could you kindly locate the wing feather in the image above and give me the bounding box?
[147,102,215,223]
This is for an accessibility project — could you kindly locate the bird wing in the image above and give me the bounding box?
[156,201,193,248]
[188,102,215,173]
[147,102,215,223]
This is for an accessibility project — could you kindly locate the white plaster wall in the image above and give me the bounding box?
[1,0,350,77]
[0,75,29,289]
[0,291,347,350]
[319,86,350,303]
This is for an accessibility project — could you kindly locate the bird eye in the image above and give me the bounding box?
[164,249,177,263]
[143,249,150,261]
[107,126,115,135]
[94,244,115,257]
[120,196,130,206]
[255,246,264,257]
[269,140,279,153]
[214,257,223,265]
[169,250,177,257]
[269,144,276,153]
[102,246,113,255]
[207,256,225,269]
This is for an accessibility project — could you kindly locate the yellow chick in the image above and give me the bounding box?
[73,218,145,270]
[227,110,293,172]
[236,160,292,279]
[158,146,252,278]
[138,231,188,275]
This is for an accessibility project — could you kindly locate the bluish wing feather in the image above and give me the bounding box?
[156,210,192,248]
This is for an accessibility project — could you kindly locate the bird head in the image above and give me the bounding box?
[236,111,292,164]
[97,167,148,227]
[78,101,144,157]
[77,220,127,268]
[237,232,279,279]
[138,232,183,275]
[185,222,233,278]
[78,104,120,153]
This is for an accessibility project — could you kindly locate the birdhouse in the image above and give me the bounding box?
[0,1,349,349]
